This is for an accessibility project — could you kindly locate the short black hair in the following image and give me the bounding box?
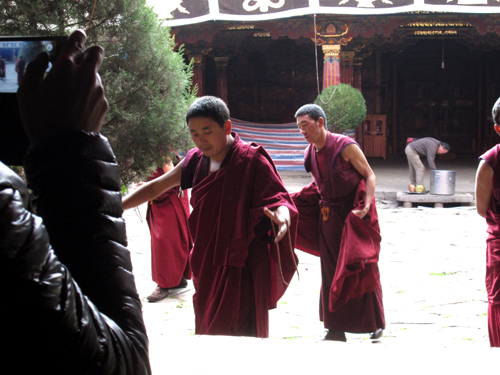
[295,104,327,127]
[493,97,500,126]
[439,142,451,151]
[186,96,229,128]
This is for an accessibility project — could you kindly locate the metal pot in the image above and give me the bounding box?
[430,170,455,195]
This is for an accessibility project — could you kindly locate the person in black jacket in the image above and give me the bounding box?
[0,30,151,374]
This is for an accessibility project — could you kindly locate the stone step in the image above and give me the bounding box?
[396,192,474,208]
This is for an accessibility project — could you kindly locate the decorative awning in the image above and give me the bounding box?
[150,0,500,27]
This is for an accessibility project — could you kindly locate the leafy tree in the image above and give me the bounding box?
[314,83,366,133]
[0,0,195,186]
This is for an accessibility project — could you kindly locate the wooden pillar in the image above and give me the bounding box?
[476,54,483,154]
[189,53,205,97]
[353,56,363,91]
[340,51,355,86]
[392,58,398,156]
[322,44,341,90]
[339,51,364,145]
[375,51,382,114]
[214,56,229,104]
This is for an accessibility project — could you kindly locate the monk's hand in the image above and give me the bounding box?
[352,202,370,219]
[264,206,290,243]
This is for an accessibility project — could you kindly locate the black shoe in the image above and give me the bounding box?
[370,328,383,340]
[171,277,188,289]
[322,330,346,342]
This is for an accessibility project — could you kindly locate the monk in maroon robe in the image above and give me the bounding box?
[17,56,26,86]
[292,104,385,342]
[123,96,298,338]
[0,58,5,79]
[475,97,500,347]
[145,164,192,302]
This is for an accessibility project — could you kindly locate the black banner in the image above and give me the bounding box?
[158,0,210,20]
[162,0,500,26]
[319,0,414,9]
[219,0,309,15]
[425,0,500,5]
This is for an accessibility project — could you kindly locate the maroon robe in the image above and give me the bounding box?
[0,59,5,79]
[146,167,192,288]
[480,145,500,347]
[17,58,25,86]
[292,132,385,333]
[180,133,298,338]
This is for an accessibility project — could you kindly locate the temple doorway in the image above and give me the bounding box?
[395,39,479,156]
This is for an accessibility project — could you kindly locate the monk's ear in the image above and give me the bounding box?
[224,120,232,135]
[495,124,500,135]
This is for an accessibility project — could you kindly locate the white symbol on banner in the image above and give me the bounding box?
[338,0,393,7]
[243,0,285,12]
[148,0,190,18]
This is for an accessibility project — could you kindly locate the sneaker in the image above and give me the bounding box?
[171,277,188,289]
[147,286,169,302]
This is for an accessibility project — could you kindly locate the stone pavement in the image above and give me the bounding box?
[123,157,498,374]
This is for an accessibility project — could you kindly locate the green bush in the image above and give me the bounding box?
[314,84,366,133]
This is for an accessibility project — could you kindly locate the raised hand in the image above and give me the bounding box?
[17,29,108,143]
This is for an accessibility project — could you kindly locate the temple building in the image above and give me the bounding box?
[159,0,500,158]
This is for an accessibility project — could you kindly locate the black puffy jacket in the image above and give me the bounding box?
[0,131,151,375]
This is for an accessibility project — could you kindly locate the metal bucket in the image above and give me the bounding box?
[430,170,455,195]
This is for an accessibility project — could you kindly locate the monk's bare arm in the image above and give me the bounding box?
[475,160,494,218]
[341,143,376,219]
[264,206,290,243]
[122,161,183,210]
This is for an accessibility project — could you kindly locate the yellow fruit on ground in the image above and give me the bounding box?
[415,185,425,193]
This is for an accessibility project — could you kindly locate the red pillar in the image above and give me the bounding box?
[353,57,363,91]
[215,56,229,104]
[353,56,364,146]
[189,53,205,97]
[340,51,355,86]
[322,44,341,90]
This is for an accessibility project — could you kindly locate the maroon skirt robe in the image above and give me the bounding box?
[181,133,298,338]
[480,145,500,347]
[293,132,385,334]
[146,167,192,288]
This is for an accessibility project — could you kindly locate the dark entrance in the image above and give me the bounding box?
[227,37,319,123]
[396,39,478,156]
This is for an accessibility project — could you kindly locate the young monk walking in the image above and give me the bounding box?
[475,97,500,347]
[143,160,192,303]
[123,96,298,338]
[291,104,385,342]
